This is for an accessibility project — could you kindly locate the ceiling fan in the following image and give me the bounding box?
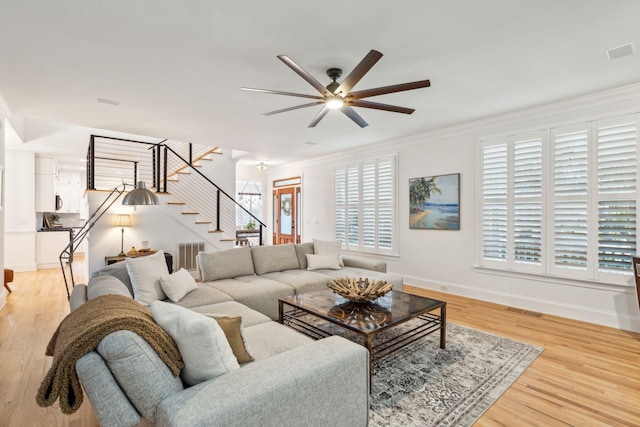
[241,49,430,128]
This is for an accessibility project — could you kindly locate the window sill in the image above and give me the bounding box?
[474,265,635,292]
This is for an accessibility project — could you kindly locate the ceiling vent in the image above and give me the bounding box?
[606,43,635,60]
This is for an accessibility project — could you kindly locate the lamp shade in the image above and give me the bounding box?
[114,214,131,228]
[122,181,159,205]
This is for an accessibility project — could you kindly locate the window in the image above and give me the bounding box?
[479,114,638,285]
[335,155,397,255]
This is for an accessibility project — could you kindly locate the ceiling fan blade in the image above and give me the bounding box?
[277,55,329,96]
[308,106,329,128]
[241,87,324,100]
[262,101,324,116]
[348,100,415,114]
[336,50,383,95]
[341,106,369,128]
[348,79,431,100]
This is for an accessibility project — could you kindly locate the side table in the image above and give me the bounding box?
[105,251,173,273]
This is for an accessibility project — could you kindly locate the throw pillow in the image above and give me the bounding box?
[125,250,169,306]
[159,268,198,302]
[150,301,239,386]
[313,238,344,266]
[306,254,341,270]
[203,314,254,364]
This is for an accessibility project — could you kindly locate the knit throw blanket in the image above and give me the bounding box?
[37,294,184,414]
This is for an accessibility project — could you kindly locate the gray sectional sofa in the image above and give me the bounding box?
[69,242,403,427]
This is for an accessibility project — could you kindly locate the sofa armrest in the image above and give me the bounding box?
[342,255,387,273]
[155,336,369,427]
[69,284,88,311]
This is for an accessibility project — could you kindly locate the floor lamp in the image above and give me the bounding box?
[59,181,159,297]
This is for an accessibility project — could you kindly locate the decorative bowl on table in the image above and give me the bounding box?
[327,277,393,303]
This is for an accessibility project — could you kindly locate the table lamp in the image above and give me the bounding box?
[114,214,131,256]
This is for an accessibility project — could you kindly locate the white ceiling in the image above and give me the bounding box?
[1,1,640,166]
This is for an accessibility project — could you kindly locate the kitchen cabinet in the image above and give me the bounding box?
[36,230,71,269]
[35,157,57,212]
[57,170,82,213]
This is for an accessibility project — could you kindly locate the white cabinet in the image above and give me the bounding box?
[35,157,57,212]
[57,170,82,213]
[36,231,70,269]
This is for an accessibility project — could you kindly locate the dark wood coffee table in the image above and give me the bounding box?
[278,290,446,379]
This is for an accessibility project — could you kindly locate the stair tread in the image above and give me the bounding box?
[182,212,199,215]
[195,221,212,224]
[167,202,186,205]
[208,230,224,233]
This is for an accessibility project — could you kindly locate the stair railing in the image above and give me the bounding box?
[157,143,266,245]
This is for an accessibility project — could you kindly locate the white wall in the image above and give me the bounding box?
[271,83,640,332]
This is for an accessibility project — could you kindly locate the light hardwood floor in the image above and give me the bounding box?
[1,264,639,426]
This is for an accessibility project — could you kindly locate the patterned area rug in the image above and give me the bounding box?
[368,322,543,426]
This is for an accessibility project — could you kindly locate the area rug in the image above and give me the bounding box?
[368,322,542,426]
[294,316,542,426]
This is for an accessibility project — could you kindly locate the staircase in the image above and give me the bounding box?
[86,135,265,249]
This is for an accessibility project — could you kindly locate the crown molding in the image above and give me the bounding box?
[282,82,640,170]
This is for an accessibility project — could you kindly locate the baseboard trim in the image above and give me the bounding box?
[402,274,640,333]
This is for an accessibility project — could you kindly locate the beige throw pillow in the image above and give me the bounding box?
[203,314,254,364]
[160,268,198,302]
[313,239,344,266]
[126,250,169,306]
[150,301,239,386]
[306,254,341,270]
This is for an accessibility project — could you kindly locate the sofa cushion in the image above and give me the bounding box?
[150,301,239,386]
[173,286,234,309]
[251,244,300,275]
[203,314,254,364]
[205,276,295,320]
[242,322,314,361]
[294,242,314,269]
[306,254,341,270]
[313,239,344,266]
[126,250,170,306]
[96,330,184,422]
[190,301,271,327]
[197,247,255,281]
[87,274,133,300]
[261,270,332,294]
[160,268,198,303]
[91,261,134,296]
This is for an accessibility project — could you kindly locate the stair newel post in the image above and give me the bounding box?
[133,161,138,187]
[216,189,221,231]
[88,135,95,190]
[155,144,161,193]
[152,148,157,189]
[163,145,168,193]
[259,224,263,246]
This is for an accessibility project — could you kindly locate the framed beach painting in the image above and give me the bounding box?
[409,173,460,230]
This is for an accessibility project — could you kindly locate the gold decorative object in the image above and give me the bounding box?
[327,277,393,303]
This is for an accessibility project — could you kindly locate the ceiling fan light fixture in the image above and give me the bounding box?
[325,96,344,110]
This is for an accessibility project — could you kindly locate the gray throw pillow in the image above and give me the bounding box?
[197,247,255,281]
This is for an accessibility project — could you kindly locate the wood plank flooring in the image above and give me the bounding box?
[1,265,639,426]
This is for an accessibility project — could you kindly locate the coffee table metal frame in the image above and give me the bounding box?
[278,290,446,378]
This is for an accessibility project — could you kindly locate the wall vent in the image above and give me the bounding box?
[176,242,205,271]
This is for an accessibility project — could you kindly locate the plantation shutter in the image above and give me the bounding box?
[334,167,346,242]
[481,143,508,261]
[513,138,542,265]
[552,128,589,271]
[334,155,397,255]
[597,121,637,272]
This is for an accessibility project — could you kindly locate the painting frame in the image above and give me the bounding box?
[409,173,460,230]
